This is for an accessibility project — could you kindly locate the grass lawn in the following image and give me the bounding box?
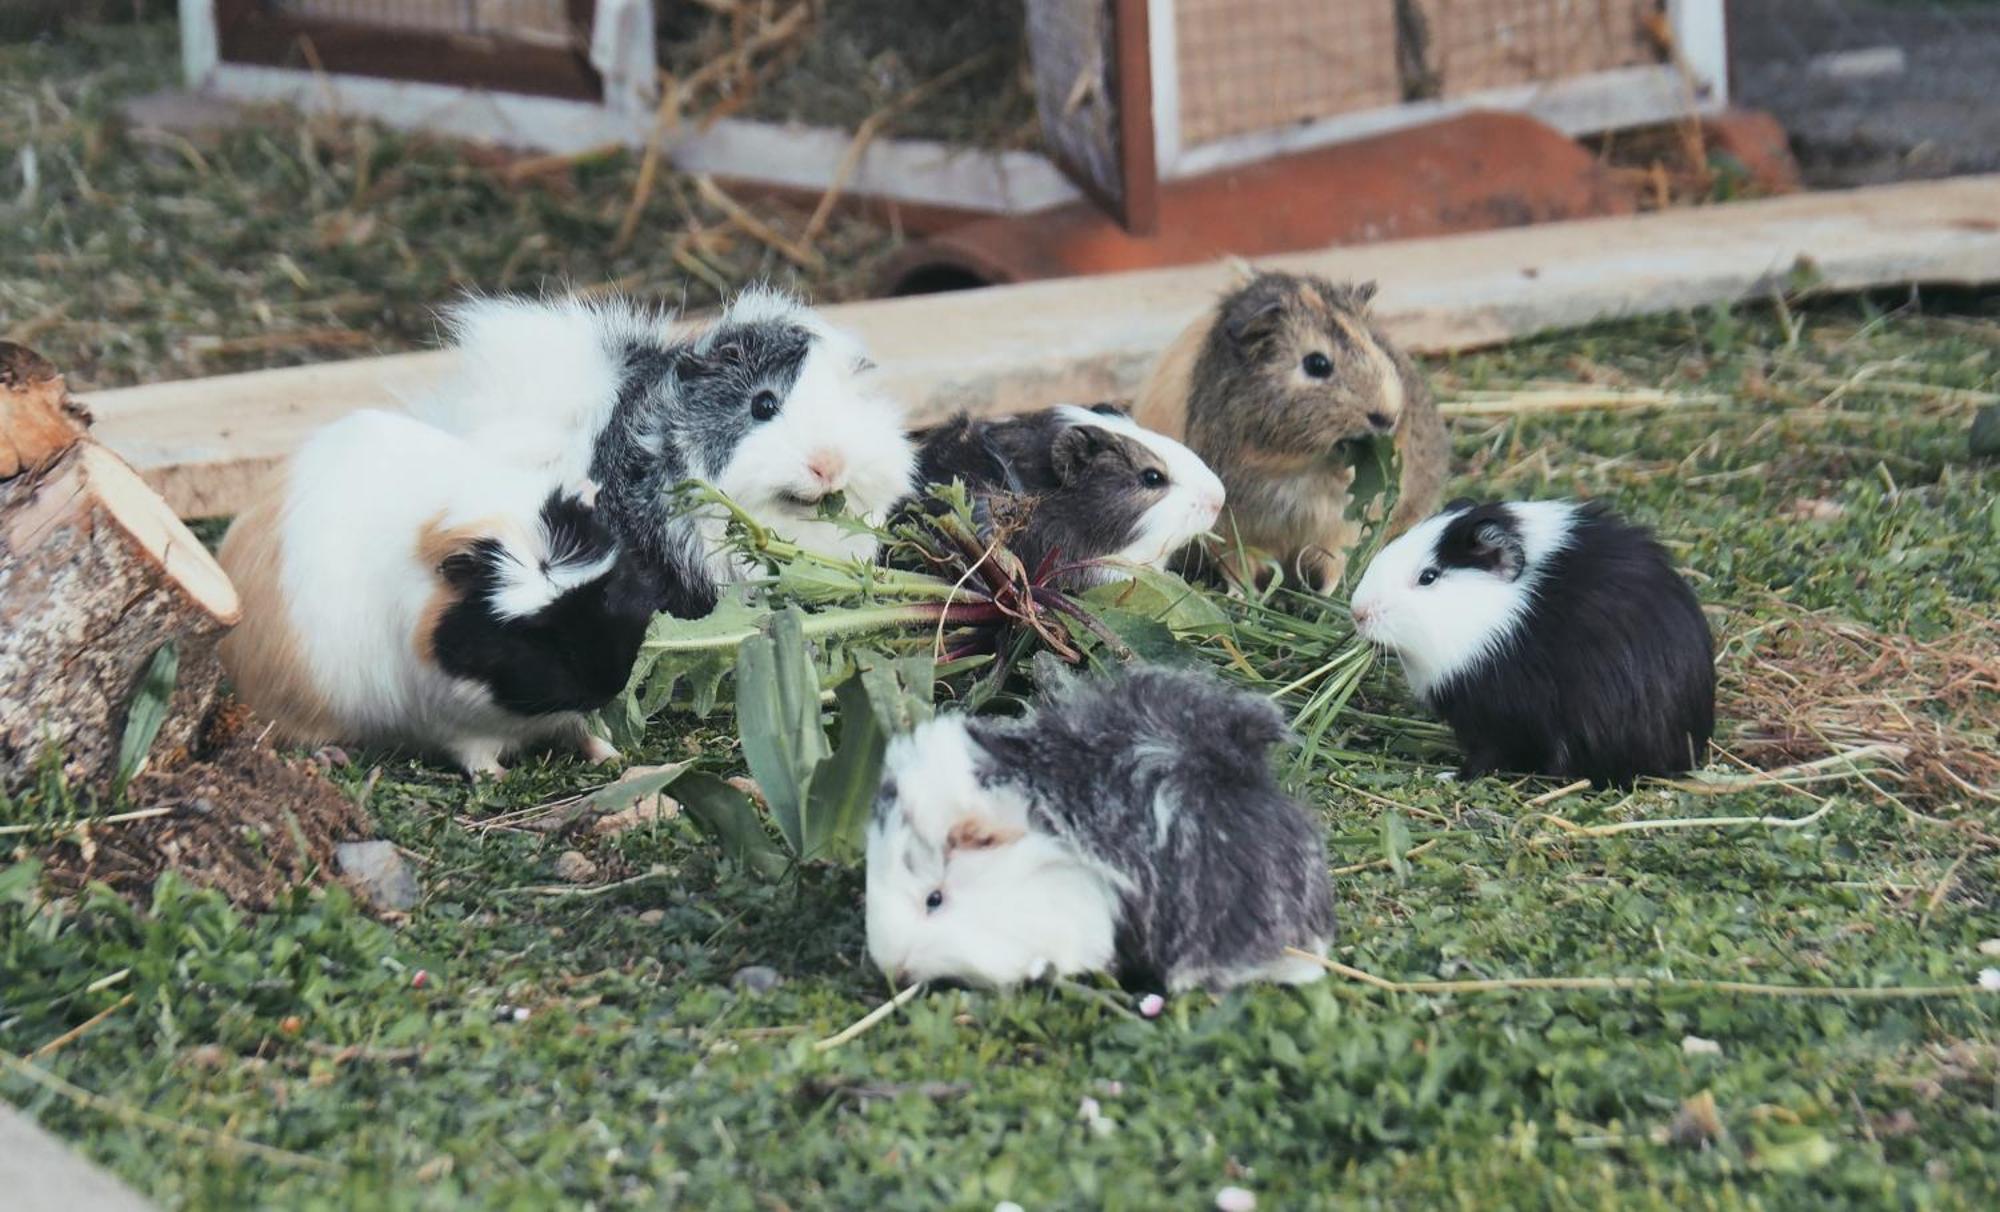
[6,20,2000,1212]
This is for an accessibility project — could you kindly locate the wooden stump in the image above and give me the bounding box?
[0,343,240,790]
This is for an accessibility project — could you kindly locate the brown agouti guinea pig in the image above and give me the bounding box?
[1133,271,1449,594]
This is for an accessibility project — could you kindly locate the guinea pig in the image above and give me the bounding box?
[1349,498,1715,786]
[1133,270,1449,593]
[907,403,1225,586]
[218,409,656,777]
[865,667,1334,993]
[412,287,916,610]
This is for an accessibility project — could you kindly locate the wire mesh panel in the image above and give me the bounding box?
[1419,0,1658,96]
[1174,0,1401,146]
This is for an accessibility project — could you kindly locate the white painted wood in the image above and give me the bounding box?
[177,0,218,90]
[671,118,1082,215]
[82,175,2000,518]
[1167,64,1709,179]
[1668,0,1731,107]
[589,0,660,118]
[1146,0,1182,177]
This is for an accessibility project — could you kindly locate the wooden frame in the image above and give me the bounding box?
[210,0,603,101]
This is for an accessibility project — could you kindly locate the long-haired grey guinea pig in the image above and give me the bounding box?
[1350,498,1715,787]
[410,287,916,615]
[908,404,1225,586]
[865,667,1334,993]
[218,410,654,777]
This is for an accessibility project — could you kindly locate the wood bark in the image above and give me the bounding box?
[0,343,240,790]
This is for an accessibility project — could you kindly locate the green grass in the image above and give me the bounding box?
[5,298,1997,1210]
[5,19,2000,1212]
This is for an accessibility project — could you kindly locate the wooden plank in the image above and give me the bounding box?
[84,175,2000,518]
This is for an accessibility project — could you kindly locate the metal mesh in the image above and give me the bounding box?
[1728,0,2000,186]
[1172,0,1665,148]
[270,1,576,44]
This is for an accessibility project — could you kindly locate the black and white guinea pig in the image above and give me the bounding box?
[412,287,916,613]
[908,404,1225,585]
[218,409,656,777]
[1349,498,1715,786]
[865,667,1334,993]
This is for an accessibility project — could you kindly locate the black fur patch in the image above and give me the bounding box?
[1427,501,1716,786]
[963,667,1334,992]
[431,493,658,718]
[908,409,1171,582]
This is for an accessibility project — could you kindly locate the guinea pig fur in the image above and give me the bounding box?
[1132,270,1448,593]
[1349,498,1715,786]
[218,409,654,777]
[908,404,1225,586]
[413,287,915,610]
[865,667,1334,993]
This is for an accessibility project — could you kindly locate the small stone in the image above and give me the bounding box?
[312,745,351,769]
[1979,968,2000,992]
[638,908,666,925]
[554,850,598,884]
[1215,1187,1257,1212]
[1972,404,2000,459]
[1977,938,2000,958]
[1681,1034,1723,1056]
[494,1004,531,1024]
[334,840,420,912]
[513,1006,532,1023]
[731,965,783,994]
[1138,993,1165,1019]
[995,1203,1025,1212]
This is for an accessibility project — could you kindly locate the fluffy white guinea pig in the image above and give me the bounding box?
[866,668,1334,993]
[218,409,654,777]
[411,287,916,588]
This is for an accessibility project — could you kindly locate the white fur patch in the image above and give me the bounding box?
[1349,500,1579,699]
[865,717,1120,988]
[1054,406,1227,573]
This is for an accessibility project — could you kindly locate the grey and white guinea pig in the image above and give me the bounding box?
[411,287,916,609]
[1132,270,1449,593]
[865,667,1334,993]
[907,404,1225,586]
[218,409,656,777]
[1349,498,1715,787]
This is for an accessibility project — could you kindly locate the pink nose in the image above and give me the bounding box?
[1351,603,1378,630]
[806,451,846,487]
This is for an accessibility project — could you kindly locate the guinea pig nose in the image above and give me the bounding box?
[805,450,847,486]
[1366,411,1394,431]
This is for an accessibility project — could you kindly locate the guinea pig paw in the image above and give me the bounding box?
[451,739,508,780]
[577,733,621,765]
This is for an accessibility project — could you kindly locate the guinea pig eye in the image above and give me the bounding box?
[749,390,781,422]
[1139,468,1167,489]
[1417,567,1440,587]
[924,889,944,913]
[1302,352,1334,379]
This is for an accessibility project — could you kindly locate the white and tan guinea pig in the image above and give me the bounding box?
[218,409,657,777]
[410,287,916,599]
[907,403,1225,586]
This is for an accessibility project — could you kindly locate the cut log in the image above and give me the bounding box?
[0,344,240,791]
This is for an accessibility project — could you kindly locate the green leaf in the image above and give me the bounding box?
[671,772,787,878]
[801,673,891,862]
[1382,810,1411,882]
[580,761,693,814]
[1081,566,1229,634]
[733,607,828,856]
[0,859,44,906]
[115,641,178,794]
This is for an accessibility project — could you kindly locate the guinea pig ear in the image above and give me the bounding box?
[1087,401,1131,419]
[1050,423,1111,485]
[1468,520,1528,581]
[1443,496,1479,514]
[1221,279,1289,349]
[945,815,1026,856]
[1349,280,1379,309]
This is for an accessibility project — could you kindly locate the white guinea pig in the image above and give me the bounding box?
[1349,497,1715,786]
[865,667,1334,993]
[908,403,1226,586]
[218,409,655,776]
[412,287,916,605]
